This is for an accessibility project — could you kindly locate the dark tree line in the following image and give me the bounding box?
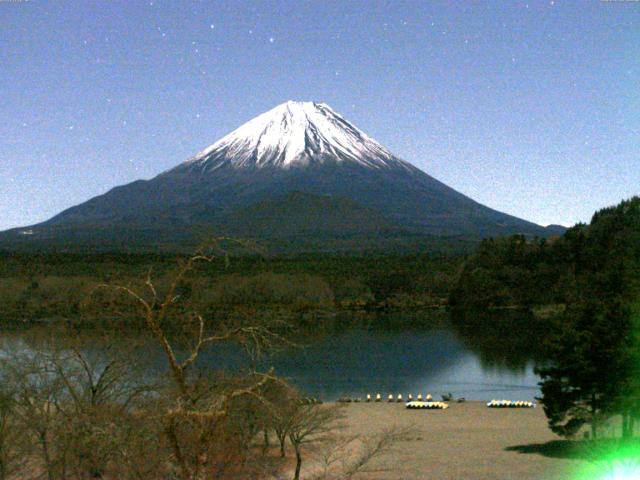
[0,253,463,322]
[536,197,640,439]
[449,234,573,309]
[452,196,640,439]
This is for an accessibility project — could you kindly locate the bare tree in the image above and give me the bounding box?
[5,352,71,480]
[49,347,154,479]
[287,403,344,480]
[0,386,27,480]
[91,244,290,480]
[0,337,155,480]
[111,408,167,480]
[311,426,413,480]
[260,381,299,458]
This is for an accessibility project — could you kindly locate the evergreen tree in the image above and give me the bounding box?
[536,302,629,438]
[536,197,640,439]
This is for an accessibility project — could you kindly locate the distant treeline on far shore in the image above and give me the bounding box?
[1,196,638,325]
[0,251,462,322]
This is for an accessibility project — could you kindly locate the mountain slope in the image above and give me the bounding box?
[0,101,561,252]
[215,191,399,237]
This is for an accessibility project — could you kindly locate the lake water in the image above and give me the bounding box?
[183,309,543,401]
[225,327,541,401]
[3,310,544,402]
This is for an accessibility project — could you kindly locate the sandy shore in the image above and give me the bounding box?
[321,401,586,480]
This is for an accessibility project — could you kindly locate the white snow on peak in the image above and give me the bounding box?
[185,101,413,170]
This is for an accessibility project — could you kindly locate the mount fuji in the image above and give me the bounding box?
[1,101,562,252]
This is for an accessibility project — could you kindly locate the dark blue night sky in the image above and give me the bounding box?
[1,0,638,230]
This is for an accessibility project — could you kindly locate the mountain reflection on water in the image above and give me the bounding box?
[4,310,546,401]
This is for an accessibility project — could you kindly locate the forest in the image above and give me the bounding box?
[0,251,462,323]
[453,197,640,440]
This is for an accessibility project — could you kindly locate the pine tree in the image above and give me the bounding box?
[536,197,640,439]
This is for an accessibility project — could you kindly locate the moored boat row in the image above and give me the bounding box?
[406,401,449,409]
[487,400,535,408]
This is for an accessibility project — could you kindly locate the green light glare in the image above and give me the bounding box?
[571,441,640,480]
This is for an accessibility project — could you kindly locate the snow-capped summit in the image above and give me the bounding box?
[183,101,413,171]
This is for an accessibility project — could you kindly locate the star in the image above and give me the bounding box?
[210,24,215,29]
[269,37,274,43]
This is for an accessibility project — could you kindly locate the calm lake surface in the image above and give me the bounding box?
[249,326,540,401]
[4,310,544,402]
